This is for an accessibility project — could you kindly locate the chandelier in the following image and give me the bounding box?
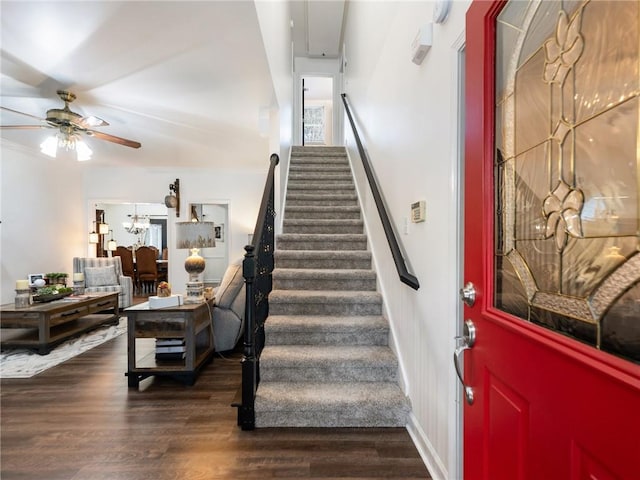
[122,205,150,236]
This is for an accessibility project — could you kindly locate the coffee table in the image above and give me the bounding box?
[125,299,215,387]
[0,292,119,354]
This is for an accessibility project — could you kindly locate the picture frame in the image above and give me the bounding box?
[28,273,45,287]
[214,224,224,242]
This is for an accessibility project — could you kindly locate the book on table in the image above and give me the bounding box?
[155,338,186,361]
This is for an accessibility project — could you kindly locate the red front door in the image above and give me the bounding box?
[463,1,640,478]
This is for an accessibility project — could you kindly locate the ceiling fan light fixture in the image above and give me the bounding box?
[75,138,93,161]
[40,136,58,158]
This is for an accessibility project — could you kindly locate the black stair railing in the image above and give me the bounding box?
[236,152,279,430]
[341,93,419,290]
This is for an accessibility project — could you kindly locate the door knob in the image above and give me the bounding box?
[459,282,476,307]
[454,319,476,405]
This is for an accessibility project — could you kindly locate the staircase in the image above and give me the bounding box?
[254,145,410,427]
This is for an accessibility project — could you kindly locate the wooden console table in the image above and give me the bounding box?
[0,292,119,354]
[125,299,214,388]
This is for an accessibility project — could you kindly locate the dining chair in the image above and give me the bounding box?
[114,246,137,294]
[135,246,159,294]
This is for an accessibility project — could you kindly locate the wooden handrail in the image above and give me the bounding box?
[341,93,419,290]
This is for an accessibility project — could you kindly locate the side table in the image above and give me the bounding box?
[125,298,214,387]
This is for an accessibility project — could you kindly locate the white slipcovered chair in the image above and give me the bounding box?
[73,256,134,308]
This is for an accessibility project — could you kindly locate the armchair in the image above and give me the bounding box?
[73,257,134,308]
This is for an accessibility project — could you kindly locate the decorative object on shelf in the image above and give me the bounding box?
[45,272,68,286]
[157,281,172,297]
[15,280,30,308]
[175,221,216,249]
[184,247,205,304]
[14,289,31,308]
[28,274,45,287]
[32,286,73,303]
[73,272,85,295]
[164,178,180,217]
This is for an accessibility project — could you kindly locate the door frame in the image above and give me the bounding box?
[450,30,466,480]
[293,70,343,146]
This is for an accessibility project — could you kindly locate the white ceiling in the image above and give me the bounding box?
[0,1,345,169]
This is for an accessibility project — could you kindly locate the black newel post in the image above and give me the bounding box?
[239,244,256,430]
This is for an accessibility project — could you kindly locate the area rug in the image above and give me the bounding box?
[0,317,126,379]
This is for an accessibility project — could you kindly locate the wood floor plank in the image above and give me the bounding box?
[1,331,431,479]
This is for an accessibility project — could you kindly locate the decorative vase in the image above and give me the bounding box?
[184,248,206,304]
[184,248,205,281]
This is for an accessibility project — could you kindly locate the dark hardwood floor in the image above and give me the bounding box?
[1,328,431,479]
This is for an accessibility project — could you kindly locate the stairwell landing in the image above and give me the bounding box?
[254,146,410,427]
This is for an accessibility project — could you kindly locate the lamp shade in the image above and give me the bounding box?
[99,223,110,235]
[89,231,99,244]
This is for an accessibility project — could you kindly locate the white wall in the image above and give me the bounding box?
[342,2,470,479]
[254,0,294,232]
[1,143,87,304]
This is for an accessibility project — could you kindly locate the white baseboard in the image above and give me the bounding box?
[406,412,448,480]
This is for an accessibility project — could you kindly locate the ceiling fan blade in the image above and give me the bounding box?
[88,130,141,149]
[0,124,50,129]
[1,106,46,122]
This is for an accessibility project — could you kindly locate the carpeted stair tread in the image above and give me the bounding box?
[265,315,388,346]
[254,382,409,427]
[283,219,364,235]
[286,192,358,204]
[265,314,387,331]
[284,205,361,219]
[287,182,355,191]
[273,267,376,291]
[273,268,376,281]
[289,173,354,182]
[269,290,382,316]
[289,165,351,173]
[290,158,349,166]
[275,250,371,269]
[260,345,398,382]
[270,289,382,304]
[276,234,367,251]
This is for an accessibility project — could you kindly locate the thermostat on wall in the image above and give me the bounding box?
[411,201,426,223]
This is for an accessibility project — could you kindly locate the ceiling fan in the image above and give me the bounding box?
[0,90,141,155]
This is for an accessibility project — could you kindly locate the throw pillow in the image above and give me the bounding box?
[85,265,118,287]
